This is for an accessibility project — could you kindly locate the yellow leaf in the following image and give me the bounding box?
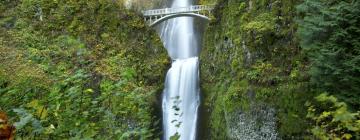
[37,107,48,120]
[84,89,94,94]
[27,100,47,119]
[27,100,39,108]
[342,134,352,139]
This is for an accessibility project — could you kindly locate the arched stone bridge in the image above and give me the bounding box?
[142,5,214,27]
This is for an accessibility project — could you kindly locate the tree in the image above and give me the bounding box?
[297,0,360,108]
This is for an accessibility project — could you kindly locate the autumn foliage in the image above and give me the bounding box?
[0,112,15,140]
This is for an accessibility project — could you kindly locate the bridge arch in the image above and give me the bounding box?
[149,13,210,27]
[142,5,214,27]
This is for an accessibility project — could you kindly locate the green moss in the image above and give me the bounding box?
[200,0,310,139]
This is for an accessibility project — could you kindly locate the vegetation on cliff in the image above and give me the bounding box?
[199,0,359,139]
[1,0,359,139]
[0,0,169,139]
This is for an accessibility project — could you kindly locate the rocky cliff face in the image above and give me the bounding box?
[199,0,311,139]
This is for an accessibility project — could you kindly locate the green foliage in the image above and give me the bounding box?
[242,13,276,46]
[201,0,360,139]
[297,0,360,108]
[0,0,168,139]
[246,61,281,85]
[206,84,231,140]
[199,0,218,5]
[223,80,250,112]
[200,0,309,139]
[205,80,250,139]
[306,93,360,139]
[125,0,167,11]
[169,132,180,140]
[13,108,44,135]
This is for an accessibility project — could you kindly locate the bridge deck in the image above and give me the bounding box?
[142,5,214,17]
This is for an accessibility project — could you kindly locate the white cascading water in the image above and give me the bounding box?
[159,0,200,140]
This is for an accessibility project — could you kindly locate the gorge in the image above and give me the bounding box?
[0,0,359,140]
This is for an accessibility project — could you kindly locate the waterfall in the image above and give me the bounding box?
[159,0,201,139]
[162,58,200,140]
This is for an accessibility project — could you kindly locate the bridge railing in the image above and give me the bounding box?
[142,5,214,16]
